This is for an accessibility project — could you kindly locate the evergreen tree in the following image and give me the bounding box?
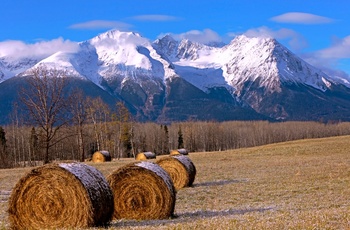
[0,126,6,149]
[178,126,184,149]
[163,125,170,154]
[121,123,132,157]
[29,127,38,161]
[115,101,132,158]
[0,126,7,167]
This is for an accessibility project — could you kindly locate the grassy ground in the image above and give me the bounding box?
[1,136,350,229]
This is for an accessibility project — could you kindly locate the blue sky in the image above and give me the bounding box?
[1,0,350,76]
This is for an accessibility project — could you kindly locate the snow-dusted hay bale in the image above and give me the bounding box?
[170,148,189,156]
[8,162,114,229]
[156,155,196,190]
[107,161,176,220]
[135,152,156,161]
[92,150,111,162]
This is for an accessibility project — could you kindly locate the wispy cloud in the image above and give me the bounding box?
[69,20,133,30]
[302,52,350,79]
[0,38,79,59]
[129,14,181,21]
[270,12,334,24]
[160,29,222,44]
[316,35,350,59]
[294,35,350,79]
[303,35,350,76]
[242,26,308,51]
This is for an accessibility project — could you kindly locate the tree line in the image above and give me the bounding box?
[2,119,350,168]
[1,67,350,168]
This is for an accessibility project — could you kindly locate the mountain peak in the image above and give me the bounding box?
[222,34,331,93]
[232,34,276,44]
[93,29,142,40]
[89,30,148,50]
[155,34,177,43]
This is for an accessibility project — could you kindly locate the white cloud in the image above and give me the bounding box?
[301,36,350,67]
[0,38,79,60]
[270,12,334,24]
[130,15,180,21]
[303,54,350,79]
[69,20,132,30]
[299,36,350,78]
[160,29,222,44]
[243,26,308,51]
[316,35,350,59]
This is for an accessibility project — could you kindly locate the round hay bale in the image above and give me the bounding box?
[107,161,175,220]
[170,148,189,155]
[135,152,156,161]
[156,155,196,190]
[92,150,111,162]
[8,162,114,229]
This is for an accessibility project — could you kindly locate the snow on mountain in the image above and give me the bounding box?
[4,30,343,97]
[19,30,177,92]
[152,35,179,61]
[221,35,333,94]
[153,35,232,93]
[32,51,83,76]
[154,34,339,96]
[3,29,350,122]
[24,42,104,87]
[89,30,176,85]
[90,30,153,69]
[2,30,349,96]
[0,57,38,83]
[153,35,221,65]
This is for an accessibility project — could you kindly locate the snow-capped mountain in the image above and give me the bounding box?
[155,34,336,94]
[223,35,332,92]
[154,34,350,120]
[89,30,176,81]
[1,29,350,124]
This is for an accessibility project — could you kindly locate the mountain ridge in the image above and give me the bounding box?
[1,29,350,124]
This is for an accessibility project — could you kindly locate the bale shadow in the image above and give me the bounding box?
[0,191,11,195]
[110,207,273,228]
[192,179,248,188]
[0,190,11,203]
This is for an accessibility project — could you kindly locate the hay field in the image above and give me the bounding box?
[1,136,350,229]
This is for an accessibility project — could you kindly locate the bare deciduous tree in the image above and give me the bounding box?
[86,97,111,152]
[20,67,70,164]
[70,89,87,162]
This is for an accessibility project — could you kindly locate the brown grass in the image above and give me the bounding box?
[1,136,350,229]
[7,162,114,229]
[156,155,196,190]
[106,161,176,220]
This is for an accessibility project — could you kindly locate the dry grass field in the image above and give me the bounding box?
[1,135,350,229]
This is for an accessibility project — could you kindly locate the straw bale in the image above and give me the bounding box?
[156,155,196,190]
[135,152,156,161]
[170,148,189,155]
[92,150,111,162]
[107,161,175,220]
[8,162,114,229]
